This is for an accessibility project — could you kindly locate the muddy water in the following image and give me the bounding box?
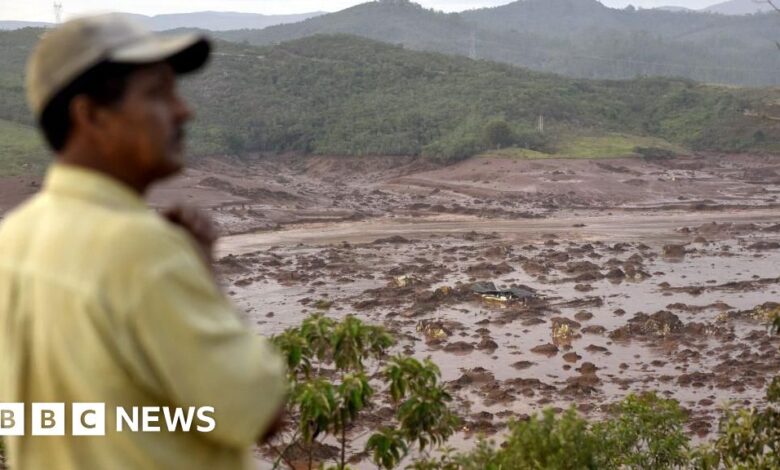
[218,208,780,255]
[219,210,780,467]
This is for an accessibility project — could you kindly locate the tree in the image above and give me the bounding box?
[410,392,690,470]
[266,314,458,469]
[482,119,515,149]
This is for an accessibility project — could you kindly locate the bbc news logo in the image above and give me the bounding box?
[0,403,216,436]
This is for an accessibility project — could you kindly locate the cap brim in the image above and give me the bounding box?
[108,33,211,75]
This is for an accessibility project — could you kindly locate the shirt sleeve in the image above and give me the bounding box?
[123,250,287,449]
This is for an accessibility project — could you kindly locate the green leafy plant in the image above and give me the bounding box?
[482,119,516,150]
[594,392,689,469]
[267,314,458,470]
[412,392,689,470]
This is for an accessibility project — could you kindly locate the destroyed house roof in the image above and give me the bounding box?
[470,282,536,300]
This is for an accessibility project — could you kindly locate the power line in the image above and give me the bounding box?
[53,2,63,24]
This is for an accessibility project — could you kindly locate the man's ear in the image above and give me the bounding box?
[70,95,116,137]
[69,95,97,136]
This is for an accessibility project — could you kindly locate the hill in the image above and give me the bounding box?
[0,11,325,32]
[216,0,780,86]
[703,0,777,15]
[0,31,777,174]
[133,11,325,31]
[0,21,50,30]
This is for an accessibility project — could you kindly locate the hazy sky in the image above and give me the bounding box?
[0,0,737,22]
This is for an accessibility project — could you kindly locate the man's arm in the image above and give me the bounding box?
[121,232,287,448]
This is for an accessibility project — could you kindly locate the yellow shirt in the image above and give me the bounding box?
[0,164,286,469]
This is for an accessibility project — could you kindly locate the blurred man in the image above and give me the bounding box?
[0,13,286,469]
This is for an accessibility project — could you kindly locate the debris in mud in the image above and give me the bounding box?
[471,282,536,303]
[748,241,780,251]
[610,310,683,340]
[466,262,515,278]
[462,414,501,436]
[393,274,418,287]
[511,361,535,370]
[477,337,499,351]
[198,176,299,203]
[663,244,687,258]
[666,301,732,313]
[444,341,475,354]
[727,302,780,322]
[521,260,548,276]
[551,317,582,346]
[605,268,626,280]
[562,352,582,363]
[451,367,495,389]
[565,261,601,274]
[574,311,594,321]
[562,362,601,396]
[417,319,456,344]
[531,343,559,356]
[623,263,651,281]
[372,235,411,245]
[581,325,607,335]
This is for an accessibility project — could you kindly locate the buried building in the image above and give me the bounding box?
[471,282,536,304]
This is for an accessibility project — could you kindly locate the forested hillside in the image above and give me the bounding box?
[217,0,780,86]
[0,29,777,174]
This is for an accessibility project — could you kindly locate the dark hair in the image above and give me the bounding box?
[39,62,138,151]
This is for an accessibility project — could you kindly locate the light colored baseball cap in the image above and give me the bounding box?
[26,12,211,119]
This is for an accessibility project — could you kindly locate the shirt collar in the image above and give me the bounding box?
[43,163,148,211]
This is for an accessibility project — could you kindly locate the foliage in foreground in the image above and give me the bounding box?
[268,314,458,469]
[265,312,780,470]
[411,392,689,470]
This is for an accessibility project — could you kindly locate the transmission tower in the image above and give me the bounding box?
[469,30,477,60]
[53,2,63,24]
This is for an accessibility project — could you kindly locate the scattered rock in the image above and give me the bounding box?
[663,244,687,258]
[511,361,535,370]
[562,352,582,363]
[444,341,474,353]
[531,343,559,356]
[574,311,594,321]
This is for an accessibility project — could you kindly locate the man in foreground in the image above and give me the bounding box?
[0,13,286,469]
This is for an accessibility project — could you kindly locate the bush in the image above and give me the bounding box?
[634,146,675,160]
[412,392,689,470]
[267,314,458,470]
[594,392,690,469]
[482,119,515,149]
[513,125,553,153]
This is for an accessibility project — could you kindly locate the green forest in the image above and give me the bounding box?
[218,0,780,87]
[0,28,778,174]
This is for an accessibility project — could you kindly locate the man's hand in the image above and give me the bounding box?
[163,205,218,265]
[258,407,285,445]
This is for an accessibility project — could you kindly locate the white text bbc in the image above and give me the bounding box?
[0,403,216,436]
